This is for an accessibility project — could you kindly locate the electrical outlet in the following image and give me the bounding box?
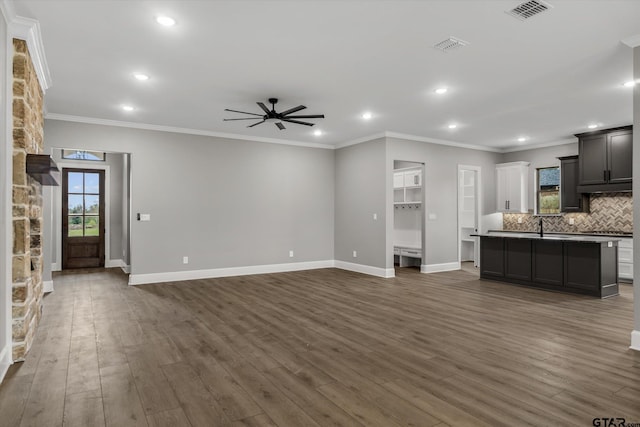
[182,256,189,264]
[569,218,575,225]
[353,250,357,258]
[289,250,294,258]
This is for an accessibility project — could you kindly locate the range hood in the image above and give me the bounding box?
[577,182,631,193]
[26,154,60,186]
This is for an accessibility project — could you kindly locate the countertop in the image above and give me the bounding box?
[473,231,622,243]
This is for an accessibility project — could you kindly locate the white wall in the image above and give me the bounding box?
[334,138,388,275]
[43,120,335,281]
[502,142,578,211]
[0,3,12,379]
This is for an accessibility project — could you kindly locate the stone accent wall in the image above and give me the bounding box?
[12,39,44,361]
[503,193,633,234]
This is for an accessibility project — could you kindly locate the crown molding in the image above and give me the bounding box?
[385,131,503,153]
[2,0,51,91]
[622,34,640,48]
[45,113,335,150]
[335,132,387,149]
[500,137,577,153]
[45,113,579,154]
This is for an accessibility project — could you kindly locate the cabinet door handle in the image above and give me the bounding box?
[608,170,611,182]
[604,170,607,181]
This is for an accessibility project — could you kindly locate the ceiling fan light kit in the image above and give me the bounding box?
[224,98,325,130]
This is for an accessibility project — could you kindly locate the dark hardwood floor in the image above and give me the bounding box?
[1,266,639,426]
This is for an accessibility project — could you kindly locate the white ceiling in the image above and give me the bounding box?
[12,0,640,150]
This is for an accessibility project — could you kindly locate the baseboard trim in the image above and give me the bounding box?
[128,260,335,285]
[105,259,124,268]
[121,265,131,274]
[43,280,53,293]
[334,261,395,278]
[51,263,60,272]
[0,345,11,385]
[421,262,461,274]
[631,330,640,352]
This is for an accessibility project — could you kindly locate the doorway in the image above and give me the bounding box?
[458,165,481,268]
[393,160,425,269]
[62,168,105,268]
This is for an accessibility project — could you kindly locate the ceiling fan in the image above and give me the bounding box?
[224,98,324,130]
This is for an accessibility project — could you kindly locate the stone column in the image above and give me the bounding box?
[11,39,44,361]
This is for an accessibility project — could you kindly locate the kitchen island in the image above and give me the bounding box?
[476,232,619,298]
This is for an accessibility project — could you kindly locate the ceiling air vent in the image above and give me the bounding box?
[506,0,553,20]
[433,37,469,53]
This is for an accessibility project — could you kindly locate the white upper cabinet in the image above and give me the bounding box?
[495,162,529,213]
[404,169,421,187]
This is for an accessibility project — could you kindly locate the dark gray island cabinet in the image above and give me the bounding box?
[478,233,619,298]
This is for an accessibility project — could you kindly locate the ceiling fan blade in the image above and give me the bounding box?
[223,118,264,121]
[281,118,314,127]
[247,120,265,128]
[280,105,306,116]
[256,102,271,114]
[281,114,325,119]
[276,122,285,130]
[224,108,263,117]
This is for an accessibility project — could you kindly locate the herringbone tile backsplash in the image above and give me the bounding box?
[503,193,632,234]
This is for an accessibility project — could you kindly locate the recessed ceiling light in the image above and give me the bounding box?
[587,124,598,129]
[156,16,176,26]
[313,129,322,136]
[448,123,457,129]
[517,137,527,142]
[623,80,636,87]
[133,73,149,81]
[122,105,135,112]
[434,87,448,95]
[362,112,373,120]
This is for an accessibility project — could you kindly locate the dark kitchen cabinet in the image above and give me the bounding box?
[558,155,589,213]
[479,237,504,278]
[577,126,632,192]
[532,240,563,287]
[564,241,618,297]
[505,238,532,281]
[478,235,619,298]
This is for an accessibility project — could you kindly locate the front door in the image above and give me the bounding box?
[62,168,105,269]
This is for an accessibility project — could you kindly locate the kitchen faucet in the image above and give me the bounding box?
[539,216,544,238]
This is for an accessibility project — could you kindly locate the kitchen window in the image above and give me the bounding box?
[536,166,560,215]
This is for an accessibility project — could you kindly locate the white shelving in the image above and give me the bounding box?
[394,166,422,267]
[393,167,422,206]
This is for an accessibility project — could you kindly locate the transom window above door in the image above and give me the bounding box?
[62,149,105,161]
